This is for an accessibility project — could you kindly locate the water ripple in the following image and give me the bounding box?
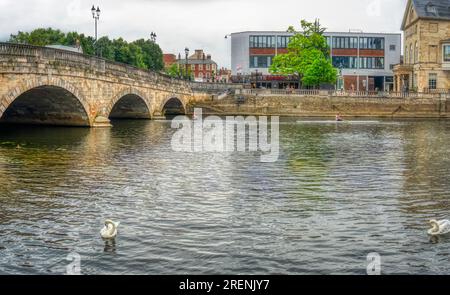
[1,119,450,274]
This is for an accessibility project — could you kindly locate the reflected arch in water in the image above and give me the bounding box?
[0,79,91,127]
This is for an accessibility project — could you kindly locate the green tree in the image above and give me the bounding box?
[94,36,114,60]
[270,19,337,88]
[10,28,65,46]
[132,39,164,71]
[8,28,164,71]
[165,63,182,78]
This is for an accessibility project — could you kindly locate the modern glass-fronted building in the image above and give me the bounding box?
[230,31,401,91]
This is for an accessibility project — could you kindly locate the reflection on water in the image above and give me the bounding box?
[103,239,117,254]
[1,119,450,274]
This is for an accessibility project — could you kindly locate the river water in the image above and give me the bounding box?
[1,118,450,275]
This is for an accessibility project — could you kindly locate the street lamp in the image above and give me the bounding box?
[91,5,101,41]
[150,32,157,42]
[185,47,190,81]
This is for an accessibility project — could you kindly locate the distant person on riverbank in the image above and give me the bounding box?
[336,113,343,122]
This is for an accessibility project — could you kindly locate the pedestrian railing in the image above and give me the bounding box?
[236,88,444,99]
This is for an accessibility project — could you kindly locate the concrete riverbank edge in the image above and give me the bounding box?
[189,95,450,118]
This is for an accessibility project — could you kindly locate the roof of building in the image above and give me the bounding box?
[177,59,217,65]
[163,54,177,65]
[402,0,450,29]
[412,0,450,19]
[230,31,401,36]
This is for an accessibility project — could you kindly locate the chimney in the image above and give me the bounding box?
[195,49,203,58]
[207,54,211,60]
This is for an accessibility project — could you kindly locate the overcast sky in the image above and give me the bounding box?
[0,0,407,67]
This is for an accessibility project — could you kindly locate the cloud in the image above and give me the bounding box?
[0,0,407,68]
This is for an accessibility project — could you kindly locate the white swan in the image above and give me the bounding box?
[100,220,120,239]
[428,219,450,236]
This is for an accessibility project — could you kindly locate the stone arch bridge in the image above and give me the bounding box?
[0,43,239,127]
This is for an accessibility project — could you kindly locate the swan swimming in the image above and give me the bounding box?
[427,219,450,236]
[100,220,120,239]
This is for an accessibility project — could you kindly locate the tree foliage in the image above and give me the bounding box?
[269,19,337,87]
[165,63,193,80]
[9,28,164,71]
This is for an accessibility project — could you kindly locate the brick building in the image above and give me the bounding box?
[163,54,177,69]
[393,0,450,93]
[177,49,218,82]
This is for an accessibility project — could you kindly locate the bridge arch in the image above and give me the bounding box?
[160,96,187,117]
[106,89,152,120]
[0,78,92,126]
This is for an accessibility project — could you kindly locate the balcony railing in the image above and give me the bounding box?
[423,88,450,94]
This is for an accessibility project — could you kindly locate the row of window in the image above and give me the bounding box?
[331,37,359,49]
[188,64,217,71]
[332,56,385,69]
[359,37,385,50]
[249,36,285,49]
[250,35,387,50]
[251,55,385,69]
[405,44,450,64]
[332,56,359,69]
[359,57,385,69]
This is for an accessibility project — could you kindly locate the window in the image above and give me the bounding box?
[359,57,384,69]
[444,45,450,62]
[359,37,385,50]
[332,37,358,49]
[249,35,276,48]
[390,45,396,51]
[429,73,437,90]
[410,44,413,64]
[249,55,273,68]
[332,56,358,69]
[405,46,408,64]
[326,36,332,48]
[277,36,291,48]
[199,64,203,70]
[415,42,418,63]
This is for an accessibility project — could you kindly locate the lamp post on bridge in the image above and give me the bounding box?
[91,5,101,41]
[185,47,190,81]
[150,32,157,43]
[91,5,101,56]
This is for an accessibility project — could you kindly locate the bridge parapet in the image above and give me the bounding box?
[0,42,193,94]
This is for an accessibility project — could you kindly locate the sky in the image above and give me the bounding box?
[0,0,407,68]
